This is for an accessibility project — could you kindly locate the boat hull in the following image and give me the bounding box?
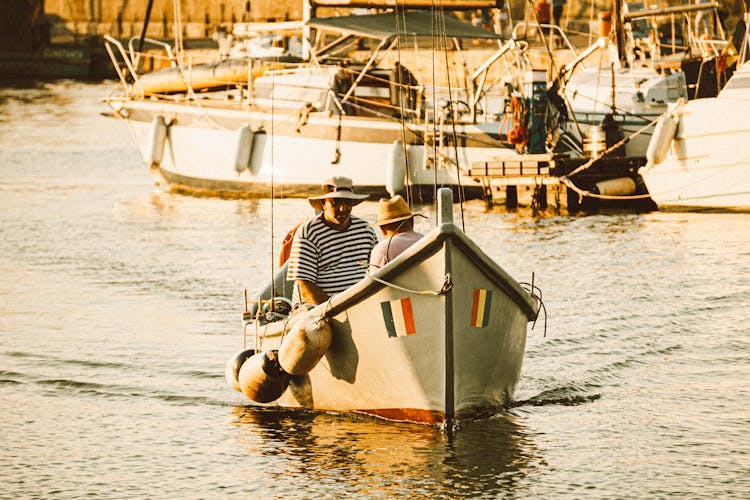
[640,97,750,210]
[242,223,537,425]
[567,114,659,157]
[113,99,517,199]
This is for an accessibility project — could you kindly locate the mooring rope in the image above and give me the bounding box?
[560,176,653,201]
[559,102,684,201]
[369,273,453,296]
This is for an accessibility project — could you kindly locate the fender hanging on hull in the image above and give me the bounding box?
[238,350,290,403]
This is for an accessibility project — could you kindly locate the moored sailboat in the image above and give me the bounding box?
[103,6,562,200]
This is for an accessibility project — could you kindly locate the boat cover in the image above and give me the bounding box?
[307,11,505,40]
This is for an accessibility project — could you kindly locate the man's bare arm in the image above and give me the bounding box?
[296,280,329,305]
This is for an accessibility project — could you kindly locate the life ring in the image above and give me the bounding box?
[506,95,530,152]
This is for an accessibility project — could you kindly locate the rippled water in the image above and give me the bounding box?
[1,81,749,498]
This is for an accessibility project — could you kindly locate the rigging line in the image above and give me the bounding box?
[565,109,666,178]
[594,42,604,118]
[436,10,466,232]
[430,4,439,213]
[524,0,561,80]
[563,89,669,124]
[270,48,277,293]
[523,0,582,137]
[395,4,413,204]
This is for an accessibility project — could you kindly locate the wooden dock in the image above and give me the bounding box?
[466,154,657,213]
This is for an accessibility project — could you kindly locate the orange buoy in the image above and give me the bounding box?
[278,222,303,268]
[600,11,612,37]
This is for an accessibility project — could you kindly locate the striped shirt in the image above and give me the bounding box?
[286,214,377,305]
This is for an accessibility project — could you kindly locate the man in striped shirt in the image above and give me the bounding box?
[286,176,378,306]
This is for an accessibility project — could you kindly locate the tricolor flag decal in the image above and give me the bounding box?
[470,288,493,328]
[381,298,416,338]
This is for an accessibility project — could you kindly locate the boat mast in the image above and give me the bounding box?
[612,0,625,66]
[136,0,155,54]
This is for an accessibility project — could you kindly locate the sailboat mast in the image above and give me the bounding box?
[612,0,625,65]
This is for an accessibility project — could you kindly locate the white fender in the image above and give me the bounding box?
[146,116,168,168]
[224,348,255,392]
[592,177,637,196]
[233,124,254,174]
[238,350,290,403]
[386,140,407,196]
[278,312,332,376]
[646,111,678,166]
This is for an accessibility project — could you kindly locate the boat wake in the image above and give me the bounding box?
[512,384,602,407]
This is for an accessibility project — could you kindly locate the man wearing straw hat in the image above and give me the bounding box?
[286,176,377,306]
[368,195,425,270]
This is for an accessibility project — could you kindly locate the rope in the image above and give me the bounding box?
[520,280,547,337]
[557,105,683,202]
[369,273,453,296]
[560,176,653,201]
[563,111,664,179]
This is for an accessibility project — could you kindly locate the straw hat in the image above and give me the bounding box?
[370,195,422,227]
[308,176,369,210]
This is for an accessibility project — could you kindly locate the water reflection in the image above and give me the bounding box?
[229,406,541,496]
[0,80,53,105]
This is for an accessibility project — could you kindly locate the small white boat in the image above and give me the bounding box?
[226,189,540,426]
[640,15,750,211]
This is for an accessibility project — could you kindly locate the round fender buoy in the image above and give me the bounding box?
[224,348,256,392]
[233,124,254,174]
[238,350,290,403]
[146,116,168,168]
[278,313,332,376]
[386,140,407,197]
[592,177,637,196]
[646,112,678,166]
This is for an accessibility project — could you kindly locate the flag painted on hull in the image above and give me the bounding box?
[381,298,416,337]
[470,288,492,327]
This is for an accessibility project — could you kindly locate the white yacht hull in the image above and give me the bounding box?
[640,76,750,210]
[116,99,518,198]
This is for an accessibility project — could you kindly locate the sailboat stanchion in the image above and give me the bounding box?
[438,188,454,225]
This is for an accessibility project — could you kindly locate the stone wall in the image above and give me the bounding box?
[40,0,748,41]
[43,0,303,40]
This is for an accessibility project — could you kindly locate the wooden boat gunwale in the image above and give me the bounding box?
[324,222,537,321]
